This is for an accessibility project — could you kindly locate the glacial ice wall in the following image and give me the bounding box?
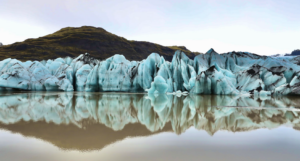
[1,49,300,95]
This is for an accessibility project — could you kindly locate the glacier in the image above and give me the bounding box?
[1,49,300,95]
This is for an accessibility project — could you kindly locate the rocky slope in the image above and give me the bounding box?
[0,26,199,61]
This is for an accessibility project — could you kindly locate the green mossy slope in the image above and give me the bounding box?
[0,26,200,61]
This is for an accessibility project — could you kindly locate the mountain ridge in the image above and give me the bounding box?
[0,26,200,61]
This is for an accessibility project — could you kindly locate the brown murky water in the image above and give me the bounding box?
[0,92,300,161]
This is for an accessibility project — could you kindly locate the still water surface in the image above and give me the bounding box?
[0,92,300,161]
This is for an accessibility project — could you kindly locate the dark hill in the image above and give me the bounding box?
[283,49,300,56]
[0,26,200,61]
[291,49,300,56]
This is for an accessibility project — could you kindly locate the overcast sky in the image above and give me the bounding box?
[0,0,299,55]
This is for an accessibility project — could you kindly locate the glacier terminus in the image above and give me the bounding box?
[1,49,300,96]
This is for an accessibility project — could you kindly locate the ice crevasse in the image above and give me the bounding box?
[1,49,300,95]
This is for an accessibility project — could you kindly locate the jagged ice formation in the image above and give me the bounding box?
[1,49,300,95]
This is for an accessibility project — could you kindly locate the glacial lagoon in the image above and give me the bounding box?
[0,92,300,161]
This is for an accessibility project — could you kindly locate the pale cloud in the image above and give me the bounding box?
[0,0,299,55]
[0,18,48,44]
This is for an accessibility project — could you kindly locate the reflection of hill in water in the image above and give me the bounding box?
[1,92,300,150]
[0,120,172,151]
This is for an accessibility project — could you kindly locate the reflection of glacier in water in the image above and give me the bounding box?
[1,92,300,135]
